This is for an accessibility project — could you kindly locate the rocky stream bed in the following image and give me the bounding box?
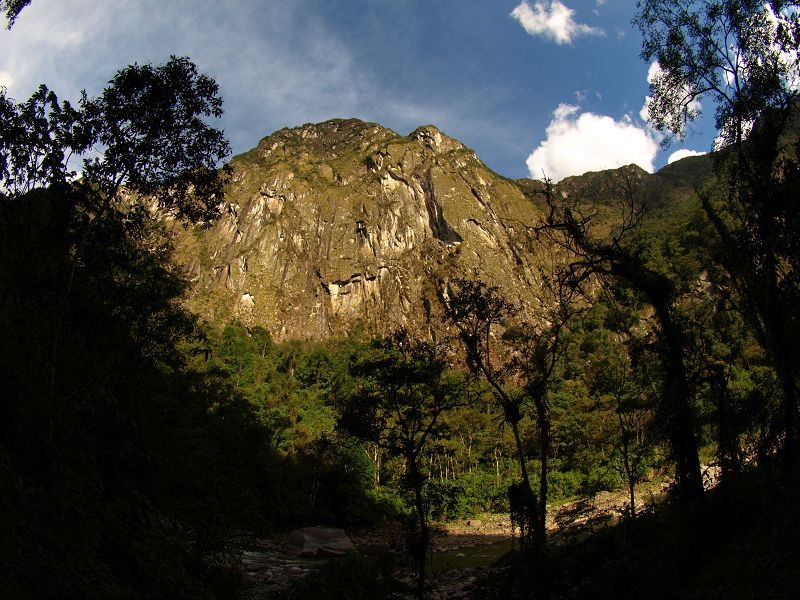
[238,468,736,600]
[237,472,720,599]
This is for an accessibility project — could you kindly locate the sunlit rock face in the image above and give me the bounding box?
[173,118,549,340]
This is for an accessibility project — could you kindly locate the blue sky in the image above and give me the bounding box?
[0,0,716,181]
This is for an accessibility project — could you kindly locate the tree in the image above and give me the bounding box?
[445,278,541,549]
[504,272,584,545]
[635,0,799,146]
[1,56,230,216]
[1,56,230,408]
[338,330,466,598]
[1,0,30,28]
[543,176,705,501]
[445,274,580,549]
[635,0,800,460]
[0,57,252,599]
[588,339,657,517]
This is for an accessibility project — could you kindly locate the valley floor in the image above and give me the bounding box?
[238,475,679,599]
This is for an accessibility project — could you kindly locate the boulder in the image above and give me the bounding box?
[285,526,357,557]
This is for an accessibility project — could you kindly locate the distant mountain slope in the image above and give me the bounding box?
[517,154,712,209]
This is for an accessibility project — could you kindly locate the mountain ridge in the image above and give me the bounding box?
[171,118,711,340]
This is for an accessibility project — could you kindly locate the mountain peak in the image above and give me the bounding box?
[250,118,397,161]
[175,118,544,340]
[409,124,465,153]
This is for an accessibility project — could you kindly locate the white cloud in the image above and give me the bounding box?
[526,103,658,181]
[645,61,660,85]
[667,148,706,164]
[0,70,13,90]
[638,96,652,124]
[593,0,606,17]
[510,1,605,45]
[639,62,657,123]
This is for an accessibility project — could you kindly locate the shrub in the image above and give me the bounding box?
[547,470,583,502]
[424,479,469,521]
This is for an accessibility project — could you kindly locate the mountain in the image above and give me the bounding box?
[171,118,713,340]
[172,119,547,340]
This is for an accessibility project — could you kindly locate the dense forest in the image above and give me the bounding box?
[1,1,799,598]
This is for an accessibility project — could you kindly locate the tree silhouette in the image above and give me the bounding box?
[444,279,542,548]
[1,0,30,28]
[338,330,467,597]
[636,0,800,461]
[0,57,269,599]
[543,176,705,501]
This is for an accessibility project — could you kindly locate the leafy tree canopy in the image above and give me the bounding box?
[1,0,30,28]
[0,56,230,221]
[635,0,800,146]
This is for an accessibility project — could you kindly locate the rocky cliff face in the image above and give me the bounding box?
[173,119,548,340]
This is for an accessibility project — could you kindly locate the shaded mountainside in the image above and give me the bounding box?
[172,118,714,339]
[518,154,712,212]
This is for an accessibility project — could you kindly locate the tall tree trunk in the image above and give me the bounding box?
[767,296,798,464]
[618,411,637,517]
[407,458,428,599]
[775,356,797,463]
[509,413,532,491]
[507,407,542,552]
[654,301,703,501]
[533,392,550,546]
[628,476,637,518]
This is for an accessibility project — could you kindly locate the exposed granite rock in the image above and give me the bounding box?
[173,118,548,340]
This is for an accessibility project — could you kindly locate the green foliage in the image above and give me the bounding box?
[190,325,411,528]
[546,469,584,500]
[367,486,411,521]
[424,479,469,521]
[1,0,30,28]
[458,472,511,513]
[302,436,378,526]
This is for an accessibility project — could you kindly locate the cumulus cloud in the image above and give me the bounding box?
[667,148,707,164]
[0,70,13,90]
[526,104,658,181]
[510,1,604,45]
